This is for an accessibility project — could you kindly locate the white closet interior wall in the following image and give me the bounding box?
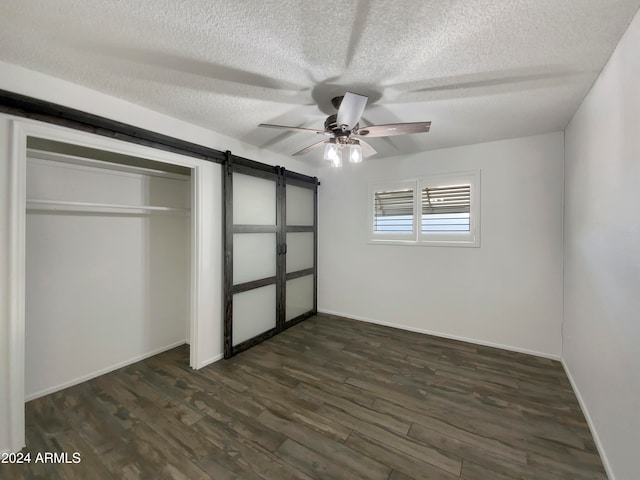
[25,140,191,400]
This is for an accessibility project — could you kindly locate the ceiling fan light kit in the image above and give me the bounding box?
[259,91,431,167]
[323,138,362,166]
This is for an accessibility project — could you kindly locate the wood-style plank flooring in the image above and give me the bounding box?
[2,315,606,479]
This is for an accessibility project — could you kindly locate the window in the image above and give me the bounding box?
[369,171,480,247]
[370,181,417,242]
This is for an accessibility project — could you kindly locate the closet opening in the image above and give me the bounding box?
[24,137,193,401]
[7,118,213,452]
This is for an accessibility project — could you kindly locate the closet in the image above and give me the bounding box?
[24,138,191,400]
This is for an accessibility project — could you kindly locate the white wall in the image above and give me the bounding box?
[0,62,318,452]
[24,157,190,400]
[563,9,640,480]
[318,132,564,358]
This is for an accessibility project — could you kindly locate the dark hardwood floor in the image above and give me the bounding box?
[2,314,607,479]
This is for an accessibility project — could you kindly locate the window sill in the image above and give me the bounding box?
[368,238,480,248]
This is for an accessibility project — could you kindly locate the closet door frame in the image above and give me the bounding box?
[6,118,212,453]
[223,153,318,358]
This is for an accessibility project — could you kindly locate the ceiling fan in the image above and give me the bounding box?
[258,92,431,166]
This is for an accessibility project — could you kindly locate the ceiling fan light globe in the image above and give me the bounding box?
[349,144,363,164]
[330,149,343,167]
[323,142,339,162]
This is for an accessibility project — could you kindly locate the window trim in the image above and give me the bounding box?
[368,170,480,248]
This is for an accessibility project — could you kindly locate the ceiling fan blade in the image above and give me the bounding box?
[292,140,328,156]
[336,92,368,130]
[358,139,377,158]
[259,123,328,135]
[355,122,431,138]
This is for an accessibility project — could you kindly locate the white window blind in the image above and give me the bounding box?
[421,184,471,232]
[373,188,414,233]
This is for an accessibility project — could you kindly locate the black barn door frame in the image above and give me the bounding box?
[223,151,319,358]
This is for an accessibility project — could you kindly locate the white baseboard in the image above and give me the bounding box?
[317,309,561,361]
[196,353,224,369]
[24,340,188,402]
[562,360,614,480]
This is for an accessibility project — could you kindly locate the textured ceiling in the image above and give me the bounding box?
[1,0,639,161]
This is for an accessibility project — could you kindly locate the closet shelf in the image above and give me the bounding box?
[26,199,190,215]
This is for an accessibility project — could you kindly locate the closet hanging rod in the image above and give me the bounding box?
[26,199,190,214]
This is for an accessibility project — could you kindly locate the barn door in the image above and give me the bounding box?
[283,176,317,325]
[223,153,318,358]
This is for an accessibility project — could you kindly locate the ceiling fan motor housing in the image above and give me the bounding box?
[324,114,357,140]
[324,114,338,131]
